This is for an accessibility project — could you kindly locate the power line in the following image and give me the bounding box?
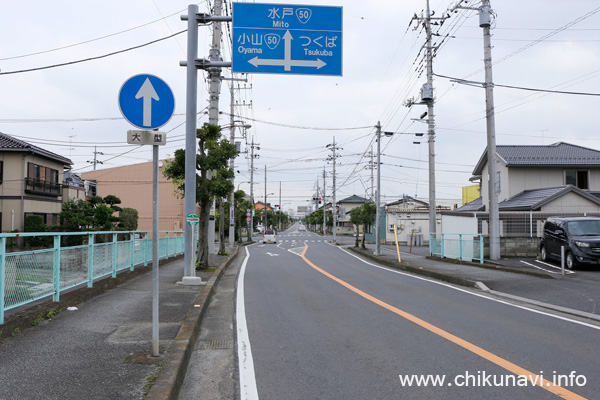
[0,30,187,76]
[434,72,600,96]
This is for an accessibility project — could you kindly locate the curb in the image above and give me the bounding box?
[347,247,477,289]
[145,246,240,400]
[347,246,600,325]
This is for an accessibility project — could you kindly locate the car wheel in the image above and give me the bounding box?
[540,245,547,261]
[566,251,577,270]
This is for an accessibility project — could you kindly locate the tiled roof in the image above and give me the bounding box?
[498,185,600,211]
[473,142,600,175]
[0,132,72,165]
[386,195,428,208]
[455,197,484,212]
[338,194,368,204]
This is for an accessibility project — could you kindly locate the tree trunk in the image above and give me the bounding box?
[361,223,367,249]
[218,198,226,254]
[197,198,211,268]
[354,224,359,247]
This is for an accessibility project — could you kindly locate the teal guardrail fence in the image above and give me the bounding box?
[429,233,484,264]
[0,230,185,325]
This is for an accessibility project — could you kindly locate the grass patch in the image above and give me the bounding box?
[142,362,164,397]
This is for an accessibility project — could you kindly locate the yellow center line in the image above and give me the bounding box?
[301,244,587,400]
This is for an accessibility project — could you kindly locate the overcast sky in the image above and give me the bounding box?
[2,0,600,213]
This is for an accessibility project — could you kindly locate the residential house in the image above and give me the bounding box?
[451,142,600,255]
[254,201,272,212]
[471,142,600,208]
[336,194,368,235]
[82,160,191,232]
[0,132,72,231]
[63,171,96,203]
[364,196,450,245]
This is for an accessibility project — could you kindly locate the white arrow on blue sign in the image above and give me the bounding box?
[118,74,175,130]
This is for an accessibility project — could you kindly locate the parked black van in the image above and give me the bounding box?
[540,217,600,269]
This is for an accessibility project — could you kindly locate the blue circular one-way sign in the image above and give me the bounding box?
[118,74,175,130]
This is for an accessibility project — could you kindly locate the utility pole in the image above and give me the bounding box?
[264,165,267,228]
[481,0,500,260]
[206,0,225,260]
[425,0,437,237]
[249,139,259,241]
[87,146,104,171]
[407,0,441,239]
[327,137,340,243]
[452,0,500,260]
[279,181,282,231]
[323,167,327,235]
[370,148,374,200]
[375,122,382,256]
[225,78,250,249]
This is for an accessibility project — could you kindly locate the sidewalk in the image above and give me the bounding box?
[0,251,236,400]
[346,242,600,321]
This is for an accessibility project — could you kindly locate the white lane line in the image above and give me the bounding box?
[520,260,562,275]
[334,245,600,331]
[236,247,259,400]
[521,260,574,275]
[534,259,575,274]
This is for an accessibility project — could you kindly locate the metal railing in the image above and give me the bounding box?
[429,233,484,264]
[0,230,185,325]
[24,177,62,196]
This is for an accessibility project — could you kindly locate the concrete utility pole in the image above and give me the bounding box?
[327,137,339,243]
[225,79,250,249]
[323,168,327,234]
[249,139,259,241]
[425,0,437,237]
[375,122,382,256]
[206,0,225,260]
[264,165,267,228]
[87,146,104,171]
[481,0,500,260]
[370,148,374,200]
[228,83,236,250]
[279,181,282,231]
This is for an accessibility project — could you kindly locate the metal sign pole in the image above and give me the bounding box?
[152,144,160,357]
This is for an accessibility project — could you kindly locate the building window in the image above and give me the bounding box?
[565,170,589,190]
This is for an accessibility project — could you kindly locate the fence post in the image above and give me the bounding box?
[88,233,94,288]
[165,232,170,259]
[440,233,445,259]
[53,234,61,302]
[0,237,6,325]
[458,234,463,261]
[530,212,533,238]
[112,233,118,278]
[144,232,149,266]
[479,234,484,263]
[130,232,135,271]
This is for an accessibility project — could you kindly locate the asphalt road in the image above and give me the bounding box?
[238,223,600,399]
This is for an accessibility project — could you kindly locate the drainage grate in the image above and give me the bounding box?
[197,339,233,350]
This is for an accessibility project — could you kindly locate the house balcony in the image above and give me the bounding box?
[25,178,62,197]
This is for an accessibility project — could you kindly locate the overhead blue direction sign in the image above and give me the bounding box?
[232,3,342,76]
[118,74,175,130]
